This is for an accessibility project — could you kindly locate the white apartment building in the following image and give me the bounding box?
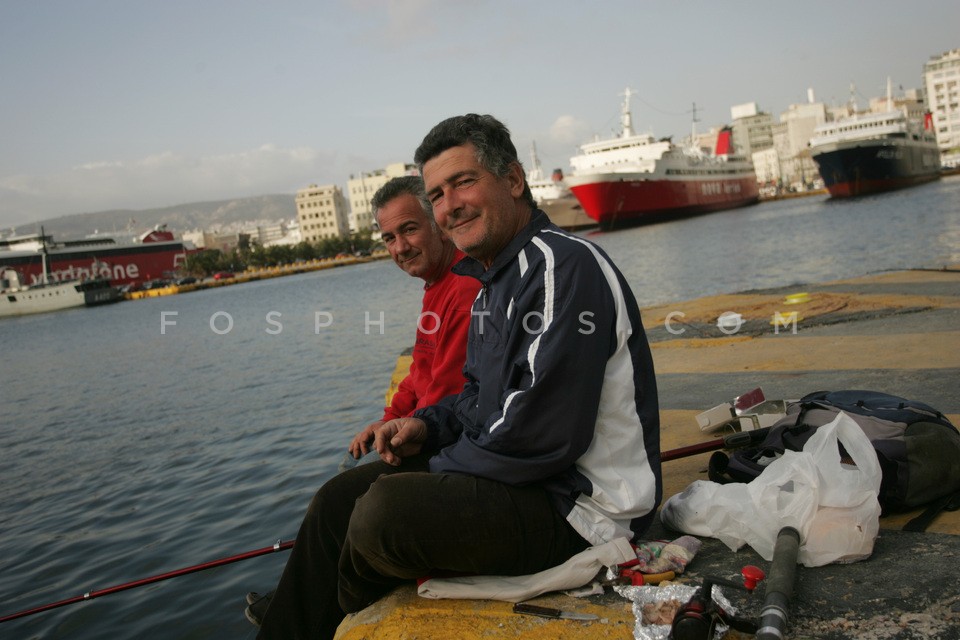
[182,220,300,251]
[182,230,248,253]
[296,184,350,242]
[346,162,418,232]
[777,96,827,189]
[730,102,775,157]
[924,48,960,168]
[731,96,821,190]
[869,89,926,120]
[254,220,301,247]
[752,146,781,185]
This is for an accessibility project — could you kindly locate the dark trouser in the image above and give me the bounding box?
[256,453,590,640]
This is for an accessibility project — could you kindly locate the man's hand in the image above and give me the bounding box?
[348,420,385,460]
[374,417,428,466]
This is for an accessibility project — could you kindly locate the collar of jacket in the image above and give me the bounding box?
[452,209,550,284]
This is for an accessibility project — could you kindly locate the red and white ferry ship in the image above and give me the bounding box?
[564,89,759,228]
[0,225,196,288]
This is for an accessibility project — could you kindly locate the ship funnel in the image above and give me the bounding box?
[715,127,733,156]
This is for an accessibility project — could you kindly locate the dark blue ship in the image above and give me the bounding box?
[809,108,941,198]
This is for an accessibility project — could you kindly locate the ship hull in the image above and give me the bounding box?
[811,138,941,198]
[0,278,120,318]
[0,241,191,288]
[566,173,759,228]
[0,283,85,317]
[539,195,597,230]
[82,279,124,306]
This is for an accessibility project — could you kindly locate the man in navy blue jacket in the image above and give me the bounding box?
[255,114,660,640]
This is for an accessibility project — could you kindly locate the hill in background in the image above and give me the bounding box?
[11,194,297,239]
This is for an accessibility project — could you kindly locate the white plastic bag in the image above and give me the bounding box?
[661,412,882,567]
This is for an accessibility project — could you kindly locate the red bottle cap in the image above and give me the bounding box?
[741,565,765,591]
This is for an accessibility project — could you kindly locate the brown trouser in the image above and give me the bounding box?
[256,453,589,640]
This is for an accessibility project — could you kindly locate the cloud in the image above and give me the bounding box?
[548,115,592,145]
[348,0,437,45]
[349,0,476,49]
[0,144,359,228]
[75,160,124,171]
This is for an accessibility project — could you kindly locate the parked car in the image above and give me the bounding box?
[142,278,172,290]
[120,282,142,293]
[213,272,235,281]
[175,276,197,285]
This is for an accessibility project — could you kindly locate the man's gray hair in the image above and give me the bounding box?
[371,175,435,227]
[413,114,536,210]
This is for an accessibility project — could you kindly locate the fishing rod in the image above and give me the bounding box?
[661,426,771,462]
[0,538,294,624]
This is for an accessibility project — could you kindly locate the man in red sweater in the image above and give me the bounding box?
[245,175,479,627]
[345,175,480,461]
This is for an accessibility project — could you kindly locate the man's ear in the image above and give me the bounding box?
[506,161,526,198]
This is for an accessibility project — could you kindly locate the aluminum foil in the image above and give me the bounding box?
[612,580,737,640]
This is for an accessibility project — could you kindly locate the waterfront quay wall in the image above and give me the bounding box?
[124,251,390,300]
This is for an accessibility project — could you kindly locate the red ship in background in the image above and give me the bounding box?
[564,88,759,228]
[0,225,196,288]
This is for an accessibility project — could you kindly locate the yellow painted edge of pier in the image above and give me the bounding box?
[122,251,391,300]
[336,588,635,640]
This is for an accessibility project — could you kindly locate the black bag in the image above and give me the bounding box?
[708,390,960,517]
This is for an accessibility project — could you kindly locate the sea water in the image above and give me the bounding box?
[1,177,958,639]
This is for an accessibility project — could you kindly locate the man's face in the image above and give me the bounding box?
[377,193,449,283]
[422,143,525,267]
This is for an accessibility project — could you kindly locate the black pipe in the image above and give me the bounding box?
[756,526,800,640]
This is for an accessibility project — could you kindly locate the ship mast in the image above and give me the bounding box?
[690,102,699,149]
[620,87,635,138]
[886,76,893,112]
[40,225,49,285]
[528,141,544,182]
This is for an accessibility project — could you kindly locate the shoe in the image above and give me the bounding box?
[244,591,273,627]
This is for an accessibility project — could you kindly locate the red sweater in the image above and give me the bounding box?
[382,250,480,420]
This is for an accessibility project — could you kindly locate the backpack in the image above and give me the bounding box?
[708,390,960,519]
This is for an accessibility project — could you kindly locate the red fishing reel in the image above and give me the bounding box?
[670,565,764,640]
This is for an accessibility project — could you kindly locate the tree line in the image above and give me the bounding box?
[182,230,378,276]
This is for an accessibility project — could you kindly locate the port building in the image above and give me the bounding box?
[924,48,960,168]
[346,162,418,232]
[296,184,350,242]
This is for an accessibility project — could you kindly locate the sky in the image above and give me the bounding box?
[2,0,959,229]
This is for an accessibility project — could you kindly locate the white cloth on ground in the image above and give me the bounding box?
[417,536,636,602]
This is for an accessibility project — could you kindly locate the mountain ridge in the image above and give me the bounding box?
[11,194,297,239]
